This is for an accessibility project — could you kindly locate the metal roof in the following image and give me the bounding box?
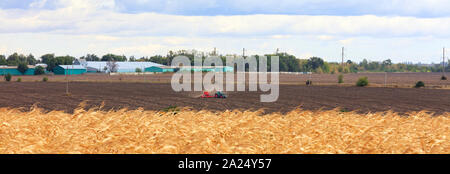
[76,61,163,70]
[58,65,87,69]
[0,65,42,69]
[150,66,232,69]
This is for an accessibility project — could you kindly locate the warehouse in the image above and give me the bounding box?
[0,65,41,75]
[53,65,87,75]
[74,59,163,73]
[145,66,234,73]
[145,66,179,73]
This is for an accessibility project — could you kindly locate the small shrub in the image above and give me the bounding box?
[340,108,350,113]
[4,73,11,82]
[356,77,369,87]
[17,78,22,82]
[415,81,425,88]
[442,76,447,80]
[135,68,142,73]
[162,105,179,115]
[42,77,48,82]
[338,74,344,84]
[306,80,312,86]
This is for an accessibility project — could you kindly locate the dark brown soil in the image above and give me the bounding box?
[9,72,450,88]
[0,82,448,114]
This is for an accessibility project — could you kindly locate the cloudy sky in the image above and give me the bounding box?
[0,0,449,63]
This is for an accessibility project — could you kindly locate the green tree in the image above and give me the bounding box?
[80,54,100,61]
[360,59,369,70]
[55,55,75,65]
[41,54,56,71]
[306,57,324,71]
[34,66,46,75]
[101,54,127,61]
[7,53,26,66]
[149,55,168,65]
[17,62,29,74]
[26,54,37,65]
[0,55,6,65]
[135,68,142,73]
[41,54,74,72]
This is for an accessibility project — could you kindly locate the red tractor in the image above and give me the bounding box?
[201,91,227,98]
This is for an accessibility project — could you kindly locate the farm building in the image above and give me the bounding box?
[145,66,234,73]
[53,65,87,75]
[145,66,179,73]
[0,65,43,75]
[74,59,163,73]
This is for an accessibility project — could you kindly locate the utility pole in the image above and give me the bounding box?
[142,66,145,83]
[65,66,68,94]
[443,47,446,77]
[384,72,387,88]
[341,47,345,67]
[214,47,217,56]
[243,48,246,57]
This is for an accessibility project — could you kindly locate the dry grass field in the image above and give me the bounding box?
[0,106,448,154]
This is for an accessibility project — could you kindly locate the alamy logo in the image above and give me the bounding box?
[170,55,279,102]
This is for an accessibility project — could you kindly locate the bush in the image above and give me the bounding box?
[42,77,48,82]
[34,66,45,75]
[338,74,344,84]
[415,81,425,88]
[306,80,312,86]
[135,68,142,73]
[17,78,22,82]
[442,76,447,80]
[4,73,11,82]
[356,77,369,87]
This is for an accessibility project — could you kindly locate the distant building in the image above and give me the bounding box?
[73,59,164,73]
[145,66,234,73]
[0,65,41,75]
[35,63,48,69]
[145,66,179,73]
[53,65,87,75]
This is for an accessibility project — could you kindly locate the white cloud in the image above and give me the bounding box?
[0,0,449,63]
[29,0,48,8]
[271,35,291,39]
[112,43,165,56]
[317,35,334,40]
[339,38,354,45]
[1,6,450,38]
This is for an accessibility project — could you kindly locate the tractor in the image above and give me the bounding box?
[201,91,227,98]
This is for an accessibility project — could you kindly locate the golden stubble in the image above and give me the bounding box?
[0,107,448,154]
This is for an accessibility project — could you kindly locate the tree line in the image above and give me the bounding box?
[0,52,448,73]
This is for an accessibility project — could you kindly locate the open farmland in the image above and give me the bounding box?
[9,72,450,88]
[0,82,449,114]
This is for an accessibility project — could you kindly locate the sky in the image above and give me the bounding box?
[0,0,449,63]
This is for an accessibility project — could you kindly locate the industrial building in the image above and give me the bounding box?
[0,65,43,75]
[74,59,163,73]
[145,66,234,73]
[145,66,179,73]
[53,65,87,75]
